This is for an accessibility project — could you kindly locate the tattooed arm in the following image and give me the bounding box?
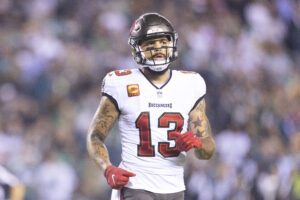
[86,96,119,172]
[189,98,215,160]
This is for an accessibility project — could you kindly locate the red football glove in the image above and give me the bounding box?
[104,165,136,190]
[173,131,203,152]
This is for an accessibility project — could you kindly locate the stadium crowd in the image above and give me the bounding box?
[0,0,299,199]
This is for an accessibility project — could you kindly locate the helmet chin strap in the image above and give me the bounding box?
[145,63,170,75]
[148,63,169,72]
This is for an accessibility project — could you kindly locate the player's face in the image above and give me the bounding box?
[140,36,170,61]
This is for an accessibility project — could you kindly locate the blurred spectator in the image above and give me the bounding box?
[32,151,78,200]
[215,127,251,170]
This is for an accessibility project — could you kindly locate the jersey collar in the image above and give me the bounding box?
[138,68,172,90]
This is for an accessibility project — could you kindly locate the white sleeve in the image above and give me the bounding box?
[194,73,206,99]
[101,72,120,112]
[190,73,206,112]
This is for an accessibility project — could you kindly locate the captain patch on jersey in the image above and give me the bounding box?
[127,84,140,97]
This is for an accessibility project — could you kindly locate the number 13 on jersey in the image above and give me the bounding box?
[135,112,184,157]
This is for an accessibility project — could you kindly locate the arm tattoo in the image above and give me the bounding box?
[87,97,119,171]
[189,99,215,160]
[189,100,212,137]
[89,132,110,170]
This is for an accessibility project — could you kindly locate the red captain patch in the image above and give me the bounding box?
[127,84,140,97]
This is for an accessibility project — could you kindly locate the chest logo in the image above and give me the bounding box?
[127,84,140,97]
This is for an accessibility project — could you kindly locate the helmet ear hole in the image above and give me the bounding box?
[134,55,141,63]
[173,49,178,59]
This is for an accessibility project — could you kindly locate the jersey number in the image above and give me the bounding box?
[135,112,183,157]
[115,70,132,76]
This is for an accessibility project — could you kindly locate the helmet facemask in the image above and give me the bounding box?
[129,33,178,72]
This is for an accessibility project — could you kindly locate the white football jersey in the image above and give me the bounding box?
[102,68,206,195]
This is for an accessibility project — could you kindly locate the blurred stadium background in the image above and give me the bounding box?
[0,0,299,199]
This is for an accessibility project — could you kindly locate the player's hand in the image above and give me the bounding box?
[104,165,136,190]
[173,131,203,152]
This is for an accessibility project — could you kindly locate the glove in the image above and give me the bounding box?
[104,165,136,190]
[173,131,203,152]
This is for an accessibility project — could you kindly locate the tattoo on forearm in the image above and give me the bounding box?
[189,99,215,160]
[87,98,119,171]
[90,132,110,169]
[194,137,215,160]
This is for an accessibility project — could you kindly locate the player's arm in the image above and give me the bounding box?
[188,98,215,160]
[86,96,119,172]
[86,95,136,190]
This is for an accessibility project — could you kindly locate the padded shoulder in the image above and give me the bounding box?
[174,70,206,97]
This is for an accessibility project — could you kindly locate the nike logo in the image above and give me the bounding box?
[112,174,116,186]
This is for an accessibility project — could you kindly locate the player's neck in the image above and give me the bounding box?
[142,67,170,85]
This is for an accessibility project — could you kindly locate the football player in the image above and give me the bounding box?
[87,13,215,200]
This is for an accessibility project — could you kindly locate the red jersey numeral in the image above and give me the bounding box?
[136,112,155,156]
[136,112,183,157]
[158,113,183,157]
[115,70,132,76]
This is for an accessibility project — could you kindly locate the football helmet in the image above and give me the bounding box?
[128,13,178,72]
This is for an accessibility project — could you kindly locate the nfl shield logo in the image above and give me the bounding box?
[157,90,163,98]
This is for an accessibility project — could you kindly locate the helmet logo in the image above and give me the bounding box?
[147,27,163,34]
[130,20,141,34]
